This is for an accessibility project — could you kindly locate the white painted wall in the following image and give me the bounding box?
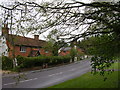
[0,36,8,56]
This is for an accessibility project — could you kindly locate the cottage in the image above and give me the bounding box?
[59,46,84,56]
[1,24,51,57]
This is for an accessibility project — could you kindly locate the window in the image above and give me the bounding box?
[63,51,66,53]
[45,51,49,53]
[20,46,26,52]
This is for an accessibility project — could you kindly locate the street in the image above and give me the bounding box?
[2,59,91,88]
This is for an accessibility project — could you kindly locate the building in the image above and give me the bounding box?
[1,24,51,57]
[59,46,84,56]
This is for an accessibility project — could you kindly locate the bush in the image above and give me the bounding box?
[63,56,71,63]
[16,55,25,66]
[16,55,71,69]
[2,56,13,70]
[1,55,71,70]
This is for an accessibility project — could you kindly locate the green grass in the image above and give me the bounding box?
[49,62,119,88]
[109,62,119,69]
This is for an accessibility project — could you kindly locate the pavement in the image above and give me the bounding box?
[2,58,91,88]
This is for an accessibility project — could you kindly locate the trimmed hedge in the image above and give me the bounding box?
[2,55,71,70]
[16,55,71,69]
[2,56,13,70]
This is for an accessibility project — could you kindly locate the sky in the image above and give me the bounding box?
[0,0,92,41]
[0,0,119,40]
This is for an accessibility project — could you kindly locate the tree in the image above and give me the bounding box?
[44,29,68,56]
[0,1,120,73]
[70,47,77,62]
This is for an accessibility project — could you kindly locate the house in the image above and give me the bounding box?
[59,46,84,56]
[1,24,52,57]
[59,39,84,56]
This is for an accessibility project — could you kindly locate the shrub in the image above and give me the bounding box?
[63,56,71,63]
[16,55,71,69]
[16,55,25,66]
[2,56,13,70]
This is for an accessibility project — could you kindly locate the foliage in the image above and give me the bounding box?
[52,41,68,56]
[43,40,68,56]
[86,35,120,57]
[70,48,77,62]
[1,1,120,75]
[80,34,118,56]
[76,51,84,61]
[16,55,25,66]
[43,41,54,56]
[2,56,13,70]
[43,29,69,56]
[16,55,71,69]
[79,34,120,75]
[91,56,114,76]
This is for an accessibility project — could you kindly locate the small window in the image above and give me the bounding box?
[20,46,26,52]
[45,51,49,53]
[63,51,66,53]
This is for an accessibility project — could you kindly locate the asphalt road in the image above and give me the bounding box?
[2,59,91,88]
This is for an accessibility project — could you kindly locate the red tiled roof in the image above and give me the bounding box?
[7,34,46,47]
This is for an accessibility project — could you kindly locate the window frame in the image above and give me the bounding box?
[20,46,26,52]
[45,50,49,53]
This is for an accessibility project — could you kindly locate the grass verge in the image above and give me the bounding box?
[49,62,119,88]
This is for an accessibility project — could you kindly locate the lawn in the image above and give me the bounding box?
[49,62,119,88]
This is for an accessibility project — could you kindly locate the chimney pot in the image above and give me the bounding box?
[4,24,8,28]
[34,35,39,40]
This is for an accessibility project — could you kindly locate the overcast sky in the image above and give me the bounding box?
[0,0,92,40]
[0,0,119,40]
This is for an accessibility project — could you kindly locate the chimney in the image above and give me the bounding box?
[71,39,77,47]
[2,24,9,37]
[34,35,39,40]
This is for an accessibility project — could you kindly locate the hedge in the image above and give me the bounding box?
[2,56,13,70]
[16,55,71,69]
[2,55,83,70]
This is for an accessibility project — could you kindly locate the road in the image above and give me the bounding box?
[2,59,91,88]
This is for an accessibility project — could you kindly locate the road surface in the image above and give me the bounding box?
[2,59,91,88]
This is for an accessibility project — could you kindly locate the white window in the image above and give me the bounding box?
[20,46,26,52]
[45,51,49,53]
